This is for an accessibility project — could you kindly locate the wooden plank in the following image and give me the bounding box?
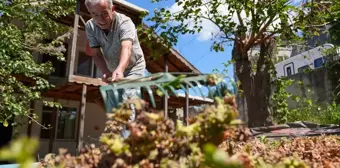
[64,84,82,92]
[48,98,58,153]
[76,84,87,154]
[43,91,81,101]
[155,54,180,72]
[69,75,107,86]
[167,56,188,72]
[146,61,165,73]
[43,88,101,102]
[169,48,201,73]
[87,86,98,92]
[67,0,80,81]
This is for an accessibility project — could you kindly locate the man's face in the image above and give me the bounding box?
[87,0,114,30]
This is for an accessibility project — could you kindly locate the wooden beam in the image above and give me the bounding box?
[87,86,98,92]
[67,0,80,81]
[169,48,201,73]
[184,84,189,125]
[167,56,187,72]
[48,98,58,153]
[69,75,107,86]
[77,84,87,154]
[43,90,99,103]
[146,61,164,73]
[155,54,180,72]
[43,91,81,101]
[64,84,82,92]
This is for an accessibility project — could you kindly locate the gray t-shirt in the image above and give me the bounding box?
[85,12,146,78]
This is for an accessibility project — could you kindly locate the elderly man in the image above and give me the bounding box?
[84,0,146,137]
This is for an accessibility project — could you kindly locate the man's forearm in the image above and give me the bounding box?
[116,42,132,72]
[93,53,110,74]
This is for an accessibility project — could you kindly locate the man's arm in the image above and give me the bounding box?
[111,16,136,82]
[87,47,111,83]
[89,47,110,74]
[84,22,111,81]
[111,40,132,81]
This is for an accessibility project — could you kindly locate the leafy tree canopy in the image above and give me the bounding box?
[0,0,76,127]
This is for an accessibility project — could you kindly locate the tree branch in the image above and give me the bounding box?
[304,22,330,28]
[200,15,236,42]
[26,113,49,130]
[170,1,213,15]
[253,31,277,46]
[246,16,278,50]
[236,9,245,28]
[220,34,236,42]
[250,0,256,43]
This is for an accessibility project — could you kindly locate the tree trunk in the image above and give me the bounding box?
[0,122,13,165]
[233,38,276,127]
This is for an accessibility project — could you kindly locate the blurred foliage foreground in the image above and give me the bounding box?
[1,96,340,168]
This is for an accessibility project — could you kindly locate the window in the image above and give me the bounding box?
[94,66,103,78]
[40,107,52,139]
[76,52,103,78]
[283,63,295,77]
[40,106,77,140]
[56,107,77,139]
[314,57,325,68]
[77,52,94,77]
[286,67,292,76]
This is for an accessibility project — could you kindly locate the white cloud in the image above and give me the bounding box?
[168,1,250,41]
[167,1,298,41]
[168,2,221,41]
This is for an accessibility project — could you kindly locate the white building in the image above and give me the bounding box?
[275,43,339,78]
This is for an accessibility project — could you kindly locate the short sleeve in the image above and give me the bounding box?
[85,22,100,48]
[119,18,136,42]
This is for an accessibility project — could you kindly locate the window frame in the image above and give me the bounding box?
[76,51,95,77]
[314,57,325,69]
[286,66,292,76]
[40,106,79,141]
[283,62,295,77]
[75,51,103,78]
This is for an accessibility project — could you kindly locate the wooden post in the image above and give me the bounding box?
[163,54,169,119]
[48,99,58,153]
[67,0,80,80]
[77,84,87,154]
[184,84,189,125]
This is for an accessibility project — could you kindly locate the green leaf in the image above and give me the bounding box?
[3,120,8,127]
[230,119,243,125]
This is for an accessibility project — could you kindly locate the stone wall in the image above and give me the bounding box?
[284,68,334,108]
[236,67,335,124]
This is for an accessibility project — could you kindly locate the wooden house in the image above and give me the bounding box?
[16,0,213,158]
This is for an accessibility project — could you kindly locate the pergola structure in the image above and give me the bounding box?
[40,0,213,153]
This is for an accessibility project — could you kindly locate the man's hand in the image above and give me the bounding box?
[102,71,112,83]
[110,68,124,82]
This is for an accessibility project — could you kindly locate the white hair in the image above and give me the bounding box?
[85,0,113,9]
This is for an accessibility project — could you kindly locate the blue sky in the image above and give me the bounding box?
[126,0,234,78]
